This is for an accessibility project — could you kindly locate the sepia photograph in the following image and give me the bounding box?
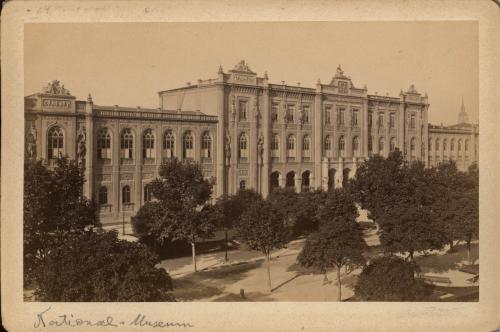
[2,1,499,331]
[22,21,480,303]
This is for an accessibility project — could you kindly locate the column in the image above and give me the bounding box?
[321,157,328,191]
[112,123,120,222]
[249,95,258,190]
[216,82,225,197]
[134,127,142,213]
[261,85,270,198]
[313,86,322,189]
[295,175,302,193]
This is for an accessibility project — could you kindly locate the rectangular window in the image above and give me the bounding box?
[378,113,384,128]
[368,112,373,128]
[390,113,395,129]
[337,108,345,125]
[239,100,247,120]
[325,107,331,124]
[410,113,416,129]
[368,136,373,152]
[286,105,295,123]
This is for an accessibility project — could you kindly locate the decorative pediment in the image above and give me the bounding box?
[229,60,256,75]
[42,80,71,95]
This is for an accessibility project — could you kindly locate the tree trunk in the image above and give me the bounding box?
[191,241,197,272]
[224,230,229,263]
[449,240,454,252]
[266,252,272,293]
[409,250,414,261]
[466,240,472,265]
[337,266,342,302]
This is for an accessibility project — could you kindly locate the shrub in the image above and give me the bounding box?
[354,255,431,301]
[34,230,175,301]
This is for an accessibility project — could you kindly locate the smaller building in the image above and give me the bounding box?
[427,99,479,171]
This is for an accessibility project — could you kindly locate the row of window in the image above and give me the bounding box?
[98,184,154,206]
[47,126,213,161]
[429,138,470,153]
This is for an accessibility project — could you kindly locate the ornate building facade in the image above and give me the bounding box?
[24,62,478,226]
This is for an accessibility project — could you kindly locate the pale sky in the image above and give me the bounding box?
[25,22,478,125]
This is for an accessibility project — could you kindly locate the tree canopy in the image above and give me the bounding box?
[24,158,99,284]
[132,158,217,271]
[298,189,366,301]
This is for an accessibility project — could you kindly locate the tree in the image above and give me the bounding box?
[24,158,99,285]
[354,256,431,301]
[34,230,174,301]
[236,198,290,292]
[215,189,262,262]
[297,189,366,301]
[456,164,479,264]
[351,151,446,260]
[132,158,216,272]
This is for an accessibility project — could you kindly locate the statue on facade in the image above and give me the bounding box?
[77,125,86,164]
[43,80,71,95]
[257,133,264,164]
[224,129,231,166]
[26,124,37,159]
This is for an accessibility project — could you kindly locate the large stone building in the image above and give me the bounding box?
[24,61,478,226]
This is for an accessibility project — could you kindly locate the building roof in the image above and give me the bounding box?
[92,104,206,116]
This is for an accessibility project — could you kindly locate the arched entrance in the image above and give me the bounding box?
[328,169,336,191]
[301,171,311,192]
[342,168,351,188]
[270,171,280,191]
[286,171,295,190]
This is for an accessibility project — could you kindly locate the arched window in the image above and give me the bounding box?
[122,185,131,204]
[465,140,469,152]
[378,137,385,154]
[338,136,345,155]
[410,138,416,158]
[143,129,155,159]
[458,139,462,152]
[239,180,246,190]
[303,135,311,157]
[144,184,153,203]
[443,139,447,152]
[183,131,194,159]
[201,131,212,158]
[435,138,440,151]
[239,133,248,158]
[97,128,111,160]
[98,187,108,205]
[352,136,359,156]
[271,134,280,158]
[287,135,296,158]
[324,136,332,157]
[120,129,133,159]
[47,126,64,159]
[328,169,336,190]
[163,130,175,158]
[450,139,455,151]
[390,137,396,152]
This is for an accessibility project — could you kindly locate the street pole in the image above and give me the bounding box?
[122,210,125,235]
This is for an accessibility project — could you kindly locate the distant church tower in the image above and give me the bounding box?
[457,98,469,124]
